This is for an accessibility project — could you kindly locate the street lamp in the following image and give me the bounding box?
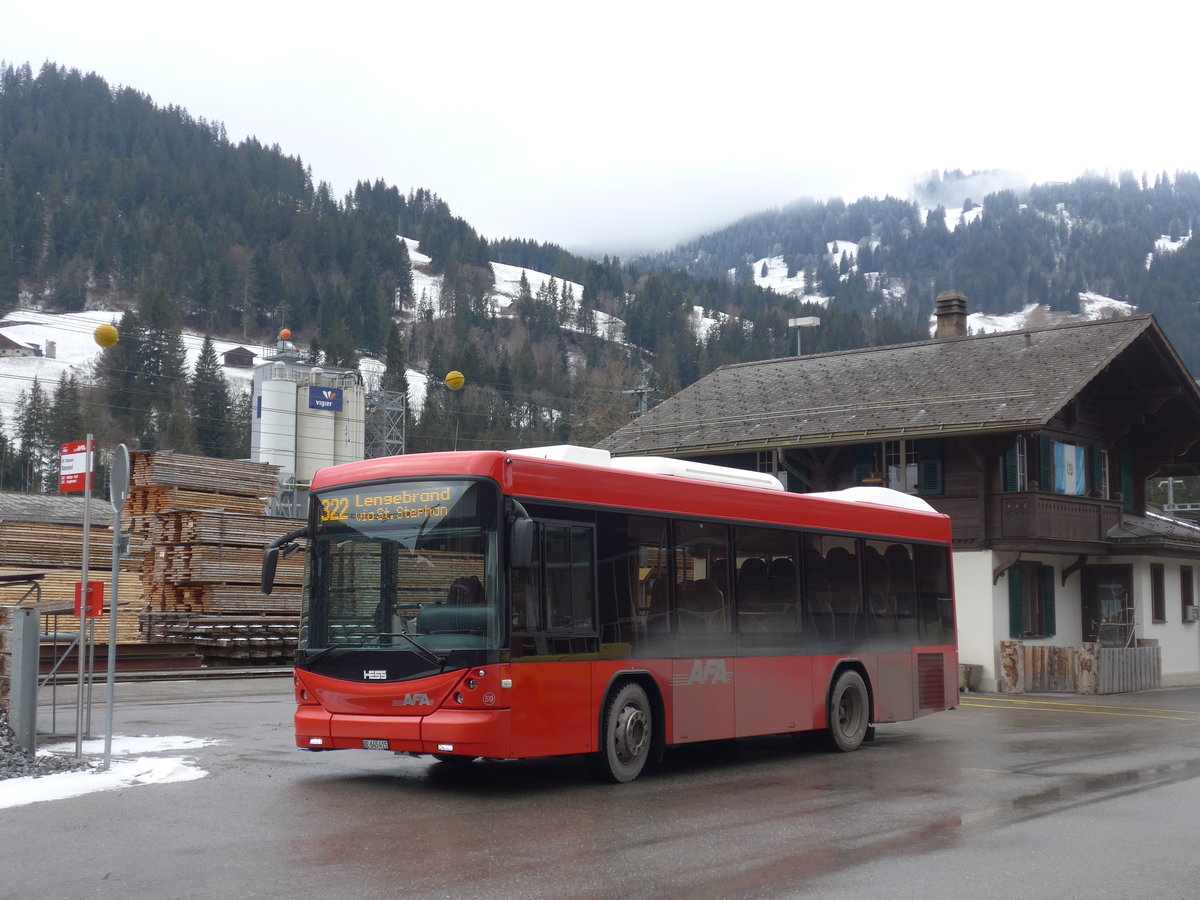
[788,316,820,356]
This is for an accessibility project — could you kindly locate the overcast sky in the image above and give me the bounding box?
[6,1,1199,255]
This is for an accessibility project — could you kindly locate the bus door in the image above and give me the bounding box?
[509,520,596,757]
[670,521,735,743]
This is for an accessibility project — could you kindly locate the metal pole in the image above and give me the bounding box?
[74,434,93,757]
[103,444,130,769]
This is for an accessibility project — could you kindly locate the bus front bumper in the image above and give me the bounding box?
[296,705,512,758]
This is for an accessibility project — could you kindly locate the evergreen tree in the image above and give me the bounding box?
[191,335,235,457]
[15,378,51,491]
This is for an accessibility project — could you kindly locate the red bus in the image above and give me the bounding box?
[262,445,957,782]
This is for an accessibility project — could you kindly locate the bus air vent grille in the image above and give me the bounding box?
[917,653,945,709]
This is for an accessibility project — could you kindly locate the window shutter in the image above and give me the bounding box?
[1004,446,1019,492]
[1038,435,1053,491]
[1040,565,1056,637]
[1120,451,1134,511]
[917,439,943,495]
[1090,445,1105,494]
[1008,566,1024,638]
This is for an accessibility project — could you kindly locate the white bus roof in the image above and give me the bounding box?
[506,445,784,491]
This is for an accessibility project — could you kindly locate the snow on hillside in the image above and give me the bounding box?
[0,308,266,432]
[0,240,633,435]
[741,255,829,306]
[1146,231,1192,269]
[918,205,984,229]
[404,236,626,343]
[926,292,1137,337]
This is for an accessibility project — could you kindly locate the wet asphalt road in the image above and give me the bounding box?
[6,678,1200,899]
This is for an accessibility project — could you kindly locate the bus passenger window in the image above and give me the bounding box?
[545,523,595,632]
[674,520,732,635]
[735,526,800,644]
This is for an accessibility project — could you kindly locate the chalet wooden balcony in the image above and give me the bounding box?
[988,492,1122,547]
[932,492,1124,550]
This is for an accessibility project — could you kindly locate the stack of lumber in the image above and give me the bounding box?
[0,568,144,645]
[0,522,118,569]
[149,616,298,659]
[123,452,305,662]
[0,494,145,648]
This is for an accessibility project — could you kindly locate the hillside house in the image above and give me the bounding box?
[599,292,1200,692]
[222,346,256,368]
[0,333,36,357]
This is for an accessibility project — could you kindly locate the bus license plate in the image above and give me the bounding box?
[362,739,389,750]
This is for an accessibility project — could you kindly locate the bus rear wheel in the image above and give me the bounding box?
[825,670,869,752]
[592,682,652,783]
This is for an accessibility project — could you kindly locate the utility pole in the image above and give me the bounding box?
[788,316,820,356]
[622,383,655,416]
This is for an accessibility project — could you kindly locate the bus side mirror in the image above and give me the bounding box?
[262,527,308,596]
[261,546,280,596]
[510,517,534,569]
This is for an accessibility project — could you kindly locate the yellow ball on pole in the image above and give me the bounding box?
[94,324,119,349]
[445,370,466,391]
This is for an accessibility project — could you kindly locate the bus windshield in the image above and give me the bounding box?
[301,479,502,653]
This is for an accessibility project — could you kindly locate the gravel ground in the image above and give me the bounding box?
[0,708,93,780]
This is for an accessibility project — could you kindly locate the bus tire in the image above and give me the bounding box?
[825,670,870,752]
[592,682,653,783]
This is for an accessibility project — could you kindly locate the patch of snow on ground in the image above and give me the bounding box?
[0,734,218,810]
[1079,292,1135,319]
[1146,232,1191,269]
[825,240,859,263]
[750,255,807,296]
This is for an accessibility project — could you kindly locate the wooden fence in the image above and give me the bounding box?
[999,640,1162,694]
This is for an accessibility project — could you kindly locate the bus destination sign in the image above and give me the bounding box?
[318,484,457,526]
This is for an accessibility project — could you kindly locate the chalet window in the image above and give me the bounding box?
[1003,437,1027,492]
[1090,446,1109,498]
[1036,436,1100,497]
[1181,566,1195,623]
[855,440,941,495]
[1151,564,1166,623]
[1008,562,1055,638]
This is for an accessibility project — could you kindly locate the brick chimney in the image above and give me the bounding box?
[934,289,968,339]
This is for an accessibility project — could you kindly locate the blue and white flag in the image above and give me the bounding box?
[1054,442,1086,495]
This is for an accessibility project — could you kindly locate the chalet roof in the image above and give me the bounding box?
[0,332,31,351]
[1107,509,1200,554]
[599,315,1200,458]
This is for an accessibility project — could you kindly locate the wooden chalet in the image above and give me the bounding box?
[221,346,257,368]
[599,291,1200,692]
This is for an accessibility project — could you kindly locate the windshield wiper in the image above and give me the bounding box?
[380,632,444,670]
[299,645,339,668]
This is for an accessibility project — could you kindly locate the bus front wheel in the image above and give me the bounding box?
[825,670,869,752]
[593,682,652,783]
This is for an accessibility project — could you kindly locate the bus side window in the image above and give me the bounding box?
[544,523,595,632]
[674,520,731,635]
[595,512,669,652]
[736,526,800,642]
[510,525,543,634]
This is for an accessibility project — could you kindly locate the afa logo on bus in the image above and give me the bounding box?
[671,658,732,686]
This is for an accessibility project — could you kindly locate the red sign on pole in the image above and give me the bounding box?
[75,581,104,618]
[60,440,94,493]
